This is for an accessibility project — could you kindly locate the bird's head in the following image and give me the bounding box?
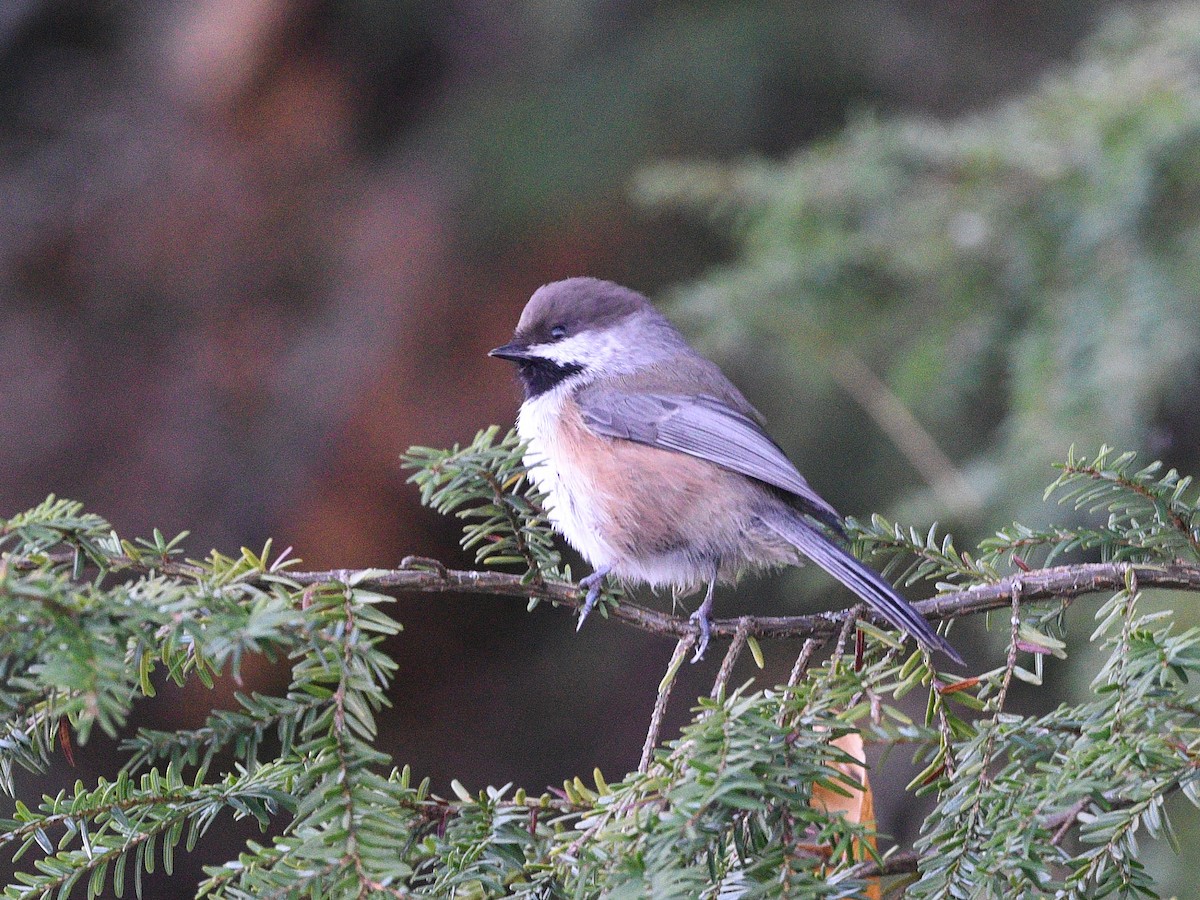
[490,277,672,398]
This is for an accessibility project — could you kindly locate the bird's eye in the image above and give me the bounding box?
[550,324,567,340]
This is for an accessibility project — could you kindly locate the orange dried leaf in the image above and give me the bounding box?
[810,732,880,898]
[937,677,981,695]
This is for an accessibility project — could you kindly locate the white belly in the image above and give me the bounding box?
[515,388,726,591]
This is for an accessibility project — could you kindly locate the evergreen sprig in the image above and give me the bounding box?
[1043,445,1200,562]
[911,573,1200,898]
[402,426,564,585]
[4,442,1200,896]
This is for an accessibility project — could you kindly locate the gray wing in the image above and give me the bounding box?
[577,388,843,530]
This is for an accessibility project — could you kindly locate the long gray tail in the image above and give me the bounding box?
[765,514,964,666]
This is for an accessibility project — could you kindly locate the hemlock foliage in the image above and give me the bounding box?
[0,441,1199,897]
[7,6,1200,895]
[637,3,1200,526]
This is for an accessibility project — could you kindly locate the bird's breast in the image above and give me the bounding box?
[516,389,773,588]
[517,390,624,568]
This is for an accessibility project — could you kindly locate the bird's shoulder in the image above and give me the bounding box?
[578,353,766,426]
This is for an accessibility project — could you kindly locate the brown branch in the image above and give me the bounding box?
[19,550,1200,648]
[848,848,919,880]
[284,560,1200,645]
[829,347,982,516]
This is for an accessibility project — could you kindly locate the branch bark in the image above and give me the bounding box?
[285,560,1200,644]
[28,549,1199,645]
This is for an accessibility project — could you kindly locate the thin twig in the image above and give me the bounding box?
[831,604,863,663]
[930,693,958,782]
[786,638,822,689]
[1113,565,1140,730]
[848,848,920,880]
[774,637,825,729]
[993,585,1022,720]
[1048,797,1091,847]
[710,618,750,700]
[829,346,982,515]
[976,585,1022,791]
[640,635,695,774]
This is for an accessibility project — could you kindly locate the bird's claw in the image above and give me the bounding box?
[689,608,712,662]
[577,566,610,632]
[577,580,601,632]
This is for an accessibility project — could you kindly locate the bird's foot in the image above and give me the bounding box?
[577,565,611,632]
[689,607,712,662]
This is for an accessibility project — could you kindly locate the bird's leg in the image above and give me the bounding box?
[577,564,612,631]
[689,576,717,662]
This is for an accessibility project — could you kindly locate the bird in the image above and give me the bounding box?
[489,277,963,666]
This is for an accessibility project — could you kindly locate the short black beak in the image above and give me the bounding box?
[489,342,532,362]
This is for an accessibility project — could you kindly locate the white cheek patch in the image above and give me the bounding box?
[528,327,629,375]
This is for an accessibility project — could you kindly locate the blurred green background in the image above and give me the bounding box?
[4,0,1200,894]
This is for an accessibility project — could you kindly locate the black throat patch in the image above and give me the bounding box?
[516,358,584,398]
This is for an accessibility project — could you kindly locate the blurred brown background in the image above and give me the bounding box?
[6,0,1192,894]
